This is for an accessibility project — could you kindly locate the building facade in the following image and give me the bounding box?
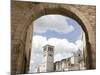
[36,45,86,73]
[37,45,54,72]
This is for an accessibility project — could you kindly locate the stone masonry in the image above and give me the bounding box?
[11,0,96,74]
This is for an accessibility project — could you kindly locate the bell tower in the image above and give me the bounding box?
[43,44,54,72]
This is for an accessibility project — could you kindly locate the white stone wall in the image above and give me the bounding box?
[42,45,54,72]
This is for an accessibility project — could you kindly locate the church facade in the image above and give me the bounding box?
[36,44,86,73]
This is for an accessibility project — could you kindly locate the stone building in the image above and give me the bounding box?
[36,45,85,72]
[37,44,54,72]
[37,63,45,72]
[54,49,86,72]
[54,58,71,71]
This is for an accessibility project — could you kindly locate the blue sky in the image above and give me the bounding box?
[33,16,82,43]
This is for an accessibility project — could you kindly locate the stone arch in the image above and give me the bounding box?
[27,4,95,69]
[11,1,96,74]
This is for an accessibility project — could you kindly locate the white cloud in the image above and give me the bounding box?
[33,15,74,34]
[75,40,83,51]
[29,35,84,72]
[32,35,47,53]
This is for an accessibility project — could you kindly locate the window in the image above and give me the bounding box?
[48,47,53,51]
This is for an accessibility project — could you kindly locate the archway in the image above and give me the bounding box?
[25,4,95,70]
[11,1,96,74]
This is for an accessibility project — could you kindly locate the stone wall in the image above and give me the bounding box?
[11,1,96,74]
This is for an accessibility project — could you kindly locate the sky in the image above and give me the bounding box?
[29,15,84,73]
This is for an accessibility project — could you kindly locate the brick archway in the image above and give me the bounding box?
[11,1,96,74]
